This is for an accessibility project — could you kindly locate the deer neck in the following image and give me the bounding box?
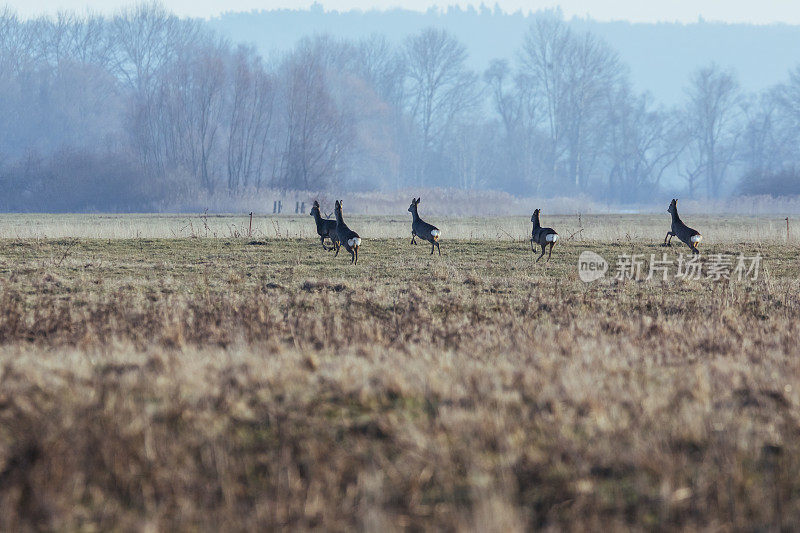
[670,209,682,225]
[312,209,323,224]
[334,207,344,224]
[532,214,541,230]
[411,205,420,222]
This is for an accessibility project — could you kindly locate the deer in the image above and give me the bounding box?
[662,199,702,254]
[310,200,338,251]
[333,200,361,265]
[408,197,441,256]
[530,208,559,262]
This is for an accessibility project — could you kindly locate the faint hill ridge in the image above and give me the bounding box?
[209,5,800,106]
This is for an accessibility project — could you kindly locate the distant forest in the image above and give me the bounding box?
[210,5,800,107]
[1,3,800,212]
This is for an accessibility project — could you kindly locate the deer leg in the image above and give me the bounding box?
[354,246,359,265]
[334,242,340,257]
[662,231,673,246]
[530,238,535,252]
[430,241,435,255]
[350,248,355,264]
[320,236,329,250]
[547,242,554,261]
[536,244,546,262]
[436,241,441,256]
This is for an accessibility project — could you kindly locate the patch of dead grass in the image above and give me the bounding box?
[0,234,799,529]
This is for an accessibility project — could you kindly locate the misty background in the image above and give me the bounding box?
[1,2,800,212]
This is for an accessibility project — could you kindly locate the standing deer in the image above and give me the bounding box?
[310,200,338,251]
[663,199,702,254]
[334,200,361,265]
[530,208,559,262]
[408,197,441,256]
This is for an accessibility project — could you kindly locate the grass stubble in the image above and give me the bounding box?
[0,220,799,530]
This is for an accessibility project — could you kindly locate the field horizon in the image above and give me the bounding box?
[1,212,799,244]
[0,215,799,530]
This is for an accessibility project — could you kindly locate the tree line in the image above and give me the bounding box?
[1,4,799,211]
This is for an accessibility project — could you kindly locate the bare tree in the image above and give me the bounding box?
[683,64,741,198]
[739,92,787,179]
[161,42,228,192]
[519,15,624,191]
[111,2,203,177]
[773,66,800,125]
[485,59,550,193]
[111,2,201,94]
[0,8,39,75]
[278,42,352,190]
[354,34,407,112]
[227,45,276,192]
[42,12,113,69]
[756,68,800,173]
[404,28,479,185]
[604,88,683,202]
[518,16,572,189]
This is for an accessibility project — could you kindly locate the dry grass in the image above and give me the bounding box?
[1,222,800,530]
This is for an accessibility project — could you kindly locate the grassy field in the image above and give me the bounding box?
[0,215,800,530]
[1,212,799,242]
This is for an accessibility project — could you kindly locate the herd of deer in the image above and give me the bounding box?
[311,197,702,265]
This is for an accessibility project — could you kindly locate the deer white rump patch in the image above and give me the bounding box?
[348,237,361,247]
[431,229,441,239]
[691,235,702,243]
[546,233,559,243]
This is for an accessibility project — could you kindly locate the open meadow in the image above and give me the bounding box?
[0,213,800,530]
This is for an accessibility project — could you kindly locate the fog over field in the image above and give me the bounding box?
[2,3,800,213]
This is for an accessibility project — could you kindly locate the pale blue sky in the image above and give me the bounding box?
[7,0,800,24]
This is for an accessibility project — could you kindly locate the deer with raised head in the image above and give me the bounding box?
[310,200,338,251]
[408,197,441,256]
[663,199,702,254]
[530,208,559,262]
[333,200,361,265]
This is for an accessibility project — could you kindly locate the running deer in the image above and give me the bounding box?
[310,200,338,251]
[408,197,441,255]
[663,199,702,254]
[333,200,361,264]
[530,208,559,262]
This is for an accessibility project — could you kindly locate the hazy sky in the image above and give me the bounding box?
[8,0,800,24]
